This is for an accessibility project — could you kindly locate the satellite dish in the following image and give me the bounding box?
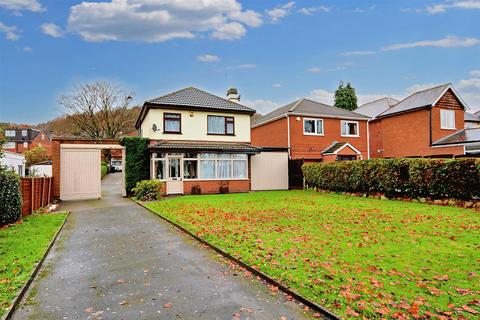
[152,124,158,132]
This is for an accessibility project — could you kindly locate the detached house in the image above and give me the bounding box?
[3,128,52,156]
[135,87,264,195]
[251,99,370,162]
[357,84,469,158]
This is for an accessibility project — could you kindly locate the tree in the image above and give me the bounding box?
[25,146,50,167]
[59,81,134,139]
[0,128,6,160]
[334,81,358,111]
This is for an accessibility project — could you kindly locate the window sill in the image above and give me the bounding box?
[341,134,360,138]
[440,127,457,131]
[163,131,182,134]
[207,133,236,136]
[304,133,325,136]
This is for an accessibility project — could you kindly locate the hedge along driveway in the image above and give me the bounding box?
[145,191,480,319]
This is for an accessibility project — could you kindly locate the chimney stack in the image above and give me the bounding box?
[226,87,240,103]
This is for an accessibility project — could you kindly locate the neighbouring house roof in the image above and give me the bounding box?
[136,87,256,128]
[321,141,362,155]
[465,112,480,122]
[355,97,399,118]
[32,160,52,166]
[149,140,261,154]
[377,83,468,118]
[251,98,370,128]
[432,127,480,146]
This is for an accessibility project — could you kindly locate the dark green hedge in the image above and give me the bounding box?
[121,137,150,195]
[101,162,108,179]
[303,158,480,200]
[0,170,22,225]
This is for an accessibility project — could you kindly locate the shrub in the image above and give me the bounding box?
[121,137,150,195]
[303,158,480,200]
[132,180,163,201]
[0,170,22,226]
[101,162,108,179]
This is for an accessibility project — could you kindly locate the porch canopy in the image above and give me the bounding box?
[148,140,261,154]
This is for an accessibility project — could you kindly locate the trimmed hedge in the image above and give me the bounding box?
[121,137,150,195]
[303,158,480,200]
[101,162,108,179]
[0,170,22,226]
[132,180,163,201]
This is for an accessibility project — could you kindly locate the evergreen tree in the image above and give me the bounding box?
[334,81,358,111]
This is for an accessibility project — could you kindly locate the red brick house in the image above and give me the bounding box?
[251,98,370,162]
[356,84,469,158]
[3,128,52,156]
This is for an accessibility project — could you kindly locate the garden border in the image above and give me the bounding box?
[1,212,70,320]
[135,200,340,320]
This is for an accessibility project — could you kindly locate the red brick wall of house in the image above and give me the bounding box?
[431,90,465,143]
[183,180,250,194]
[289,116,368,160]
[30,131,53,156]
[368,120,382,158]
[251,117,288,147]
[21,177,53,215]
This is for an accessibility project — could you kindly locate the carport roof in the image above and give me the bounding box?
[149,141,261,154]
[432,127,480,146]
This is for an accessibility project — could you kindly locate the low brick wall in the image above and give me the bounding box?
[21,177,53,216]
[183,180,250,195]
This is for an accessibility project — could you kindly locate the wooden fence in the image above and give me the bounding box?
[20,177,53,215]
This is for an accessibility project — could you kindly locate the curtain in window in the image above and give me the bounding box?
[183,160,198,179]
[156,160,166,180]
[233,160,247,178]
[316,120,323,134]
[200,160,216,178]
[304,120,315,133]
[208,116,225,134]
[441,110,455,128]
[217,160,231,178]
[165,119,180,132]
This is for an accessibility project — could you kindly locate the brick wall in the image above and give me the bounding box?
[251,117,288,147]
[183,180,250,195]
[21,177,53,215]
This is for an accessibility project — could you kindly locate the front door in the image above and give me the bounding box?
[166,157,183,194]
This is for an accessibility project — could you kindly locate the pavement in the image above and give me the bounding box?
[11,173,314,320]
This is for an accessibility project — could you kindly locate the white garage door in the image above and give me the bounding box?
[251,151,289,191]
[60,148,101,201]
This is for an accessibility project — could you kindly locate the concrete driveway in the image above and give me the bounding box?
[12,173,313,319]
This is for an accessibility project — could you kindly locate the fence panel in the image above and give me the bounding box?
[20,177,53,215]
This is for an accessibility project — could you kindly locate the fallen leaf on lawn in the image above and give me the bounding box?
[433,274,449,281]
[447,303,455,308]
[164,302,172,309]
[462,305,478,314]
[346,307,360,317]
[313,312,322,318]
[456,288,472,295]
[286,295,293,301]
[0,279,9,284]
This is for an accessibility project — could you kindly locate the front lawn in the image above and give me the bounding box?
[146,191,479,319]
[0,213,67,317]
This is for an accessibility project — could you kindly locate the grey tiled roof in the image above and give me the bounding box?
[149,141,261,153]
[252,98,369,127]
[465,112,480,122]
[322,141,347,154]
[147,87,255,113]
[356,97,399,118]
[378,84,451,118]
[432,127,480,146]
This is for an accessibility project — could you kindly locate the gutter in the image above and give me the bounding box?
[286,114,291,158]
[367,121,370,159]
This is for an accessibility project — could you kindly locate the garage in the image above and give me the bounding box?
[250,150,289,191]
[54,140,125,201]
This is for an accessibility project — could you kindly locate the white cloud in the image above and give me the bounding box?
[469,70,480,77]
[67,0,261,43]
[0,21,20,40]
[243,98,280,114]
[457,78,480,109]
[0,0,44,12]
[22,46,32,52]
[381,36,480,51]
[40,23,63,38]
[237,63,256,69]
[298,6,330,15]
[307,67,322,73]
[266,1,295,23]
[425,0,480,14]
[272,83,282,88]
[340,50,375,56]
[353,5,376,13]
[197,54,219,62]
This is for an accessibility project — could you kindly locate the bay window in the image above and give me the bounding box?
[207,116,235,135]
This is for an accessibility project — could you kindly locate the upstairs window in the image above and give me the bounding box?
[440,109,456,129]
[303,118,324,135]
[207,116,235,135]
[5,130,15,137]
[22,130,27,137]
[163,113,181,133]
[4,142,15,149]
[341,120,359,137]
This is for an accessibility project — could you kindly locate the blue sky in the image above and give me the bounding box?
[0,0,479,123]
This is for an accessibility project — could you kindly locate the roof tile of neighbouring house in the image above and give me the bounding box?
[355,97,399,118]
[147,87,255,113]
[432,127,480,146]
[465,112,480,122]
[149,140,261,153]
[321,141,347,154]
[252,98,370,127]
[377,83,464,118]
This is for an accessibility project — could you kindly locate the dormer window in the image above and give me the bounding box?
[163,113,181,134]
[22,129,27,137]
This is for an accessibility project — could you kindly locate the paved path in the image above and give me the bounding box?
[12,173,312,319]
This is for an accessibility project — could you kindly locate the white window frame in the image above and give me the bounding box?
[4,142,15,149]
[440,109,456,130]
[341,120,359,137]
[303,118,324,136]
[22,129,27,137]
[23,142,28,148]
[5,130,15,137]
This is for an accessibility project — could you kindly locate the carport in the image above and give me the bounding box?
[52,138,125,201]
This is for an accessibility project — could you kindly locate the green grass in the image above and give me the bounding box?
[0,213,67,317]
[146,190,480,319]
